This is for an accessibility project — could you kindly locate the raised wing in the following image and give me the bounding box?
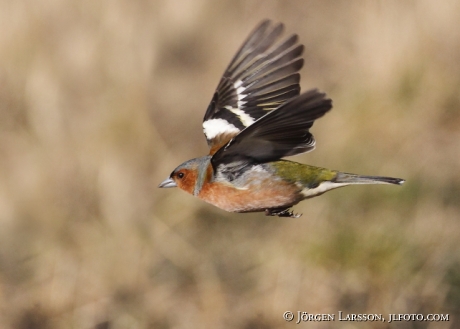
[203,20,304,154]
[211,89,332,172]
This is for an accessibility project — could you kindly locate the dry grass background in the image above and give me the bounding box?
[1,0,460,328]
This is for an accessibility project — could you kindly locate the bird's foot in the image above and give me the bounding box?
[265,208,302,218]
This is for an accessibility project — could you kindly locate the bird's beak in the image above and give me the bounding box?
[158,177,177,188]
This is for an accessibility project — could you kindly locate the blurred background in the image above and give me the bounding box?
[1,0,460,328]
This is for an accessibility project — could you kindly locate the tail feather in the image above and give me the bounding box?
[334,172,405,185]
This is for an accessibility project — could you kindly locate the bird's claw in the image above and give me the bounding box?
[265,208,302,218]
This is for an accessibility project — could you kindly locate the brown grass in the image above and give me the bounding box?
[1,1,460,328]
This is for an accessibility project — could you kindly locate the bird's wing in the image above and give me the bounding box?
[203,20,304,155]
[211,89,332,173]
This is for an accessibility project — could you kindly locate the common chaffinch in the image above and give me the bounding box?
[159,20,404,218]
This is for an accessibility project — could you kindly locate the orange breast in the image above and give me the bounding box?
[198,179,301,213]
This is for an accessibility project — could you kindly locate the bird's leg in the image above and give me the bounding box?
[265,208,302,218]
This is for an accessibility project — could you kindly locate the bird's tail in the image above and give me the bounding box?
[334,172,405,185]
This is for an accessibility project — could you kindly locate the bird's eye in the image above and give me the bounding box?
[177,172,184,179]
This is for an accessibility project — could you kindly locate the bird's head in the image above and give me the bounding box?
[158,156,212,195]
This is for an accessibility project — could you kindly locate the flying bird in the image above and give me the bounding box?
[159,20,404,217]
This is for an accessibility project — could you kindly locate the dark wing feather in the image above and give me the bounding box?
[211,89,332,171]
[203,20,304,153]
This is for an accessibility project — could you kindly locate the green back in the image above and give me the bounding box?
[270,160,337,188]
